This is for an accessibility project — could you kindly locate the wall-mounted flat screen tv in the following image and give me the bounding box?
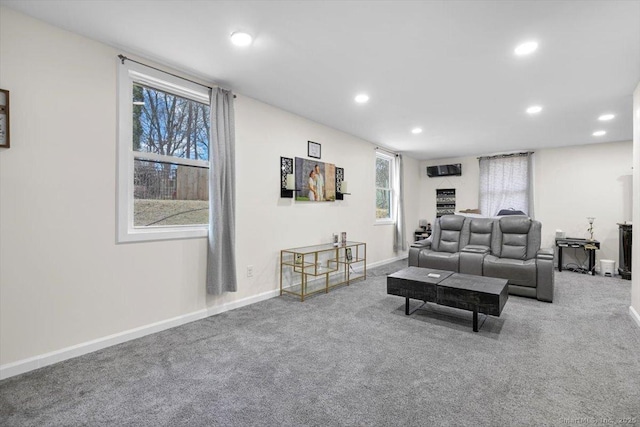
[426,163,462,177]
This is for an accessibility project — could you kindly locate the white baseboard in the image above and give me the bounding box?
[367,255,407,270]
[0,256,405,381]
[206,289,279,317]
[0,288,279,381]
[630,305,640,329]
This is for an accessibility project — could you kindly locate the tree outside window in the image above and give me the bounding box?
[132,84,210,227]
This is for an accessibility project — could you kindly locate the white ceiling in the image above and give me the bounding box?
[2,0,639,160]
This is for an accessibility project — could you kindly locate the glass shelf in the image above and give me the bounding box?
[293,264,339,276]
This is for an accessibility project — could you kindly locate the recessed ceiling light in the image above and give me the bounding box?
[515,41,538,56]
[598,114,615,121]
[592,130,606,136]
[411,128,423,134]
[354,94,369,104]
[230,32,253,47]
[526,105,543,114]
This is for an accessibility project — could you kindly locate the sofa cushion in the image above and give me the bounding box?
[494,216,533,260]
[499,216,531,234]
[483,255,537,288]
[440,215,466,230]
[469,218,493,247]
[419,251,460,272]
[432,215,467,253]
[502,233,528,259]
[439,230,461,253]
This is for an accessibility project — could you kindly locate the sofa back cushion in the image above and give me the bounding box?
[432,215,466,253]
[501,233,529,259]
[493,216,532,260]
[468,218,493,247]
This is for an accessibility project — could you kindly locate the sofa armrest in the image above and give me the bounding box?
[461,245,490,254]
[536,247,555,302]
[411,237,432,249]
[536,247,554,260]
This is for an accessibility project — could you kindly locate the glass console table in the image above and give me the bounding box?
[280,242,366,301]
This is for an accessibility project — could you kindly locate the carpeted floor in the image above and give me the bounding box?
[1,260,639,426]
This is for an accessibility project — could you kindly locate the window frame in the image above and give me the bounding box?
[375,152,395,225]
[117,60,211,243]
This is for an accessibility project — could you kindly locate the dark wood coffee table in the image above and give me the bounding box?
[387,267,509,332]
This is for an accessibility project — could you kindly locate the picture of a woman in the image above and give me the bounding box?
[308,170,317,201]
[294,157,336,202]
[314,164,324,201]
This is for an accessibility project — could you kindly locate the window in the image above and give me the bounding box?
[375,152,394,223]
[479,153,533,217]
[118,61,211,242]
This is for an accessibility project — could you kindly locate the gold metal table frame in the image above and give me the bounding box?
[280,242,367,301]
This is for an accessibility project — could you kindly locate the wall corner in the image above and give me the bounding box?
[631,81,640,325]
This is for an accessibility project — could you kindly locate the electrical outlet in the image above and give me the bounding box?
[247,265,254,278]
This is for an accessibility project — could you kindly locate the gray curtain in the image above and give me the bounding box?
[393,154,407,252]
[206,88,237,295]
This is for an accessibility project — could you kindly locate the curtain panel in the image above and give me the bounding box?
[479,152,534,218]
[206,88,238,295]
[393,154,407,252]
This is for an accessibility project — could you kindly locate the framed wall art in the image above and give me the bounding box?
[295,157,336,202]
[436,188,456,217]
[308,140,321,159]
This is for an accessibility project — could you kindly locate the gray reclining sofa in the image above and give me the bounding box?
[409,214,554,302]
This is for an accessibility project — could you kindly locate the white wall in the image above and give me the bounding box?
[418,156,480,220]
[231,96,419,299]
[418,141,633,266]
[535,142,632,262]
[0,8,418,371]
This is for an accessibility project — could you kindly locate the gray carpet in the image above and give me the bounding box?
[1,260,639,426]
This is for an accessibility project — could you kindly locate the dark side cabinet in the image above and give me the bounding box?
[618,223,632,280]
